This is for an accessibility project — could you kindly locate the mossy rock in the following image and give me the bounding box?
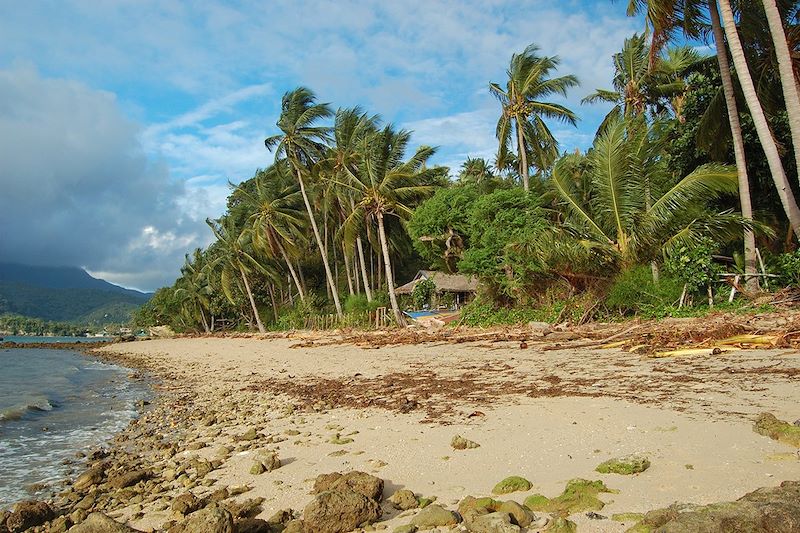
[612,512,645,523]
[492,476,532,495]
[524,479,615,516]
[548,517,578,533]
[596,455,651,475]
[754,412,800,447]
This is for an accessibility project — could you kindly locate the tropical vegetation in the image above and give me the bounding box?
[137,1,800,332]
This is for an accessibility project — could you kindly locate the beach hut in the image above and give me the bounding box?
[394,270,479,309]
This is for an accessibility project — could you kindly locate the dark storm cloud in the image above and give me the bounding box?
[0,68,202,290]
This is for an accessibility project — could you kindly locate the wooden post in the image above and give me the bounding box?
[729,274,740,303]
[755,248,769,291]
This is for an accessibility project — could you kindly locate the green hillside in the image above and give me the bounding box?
[0,263,150,324]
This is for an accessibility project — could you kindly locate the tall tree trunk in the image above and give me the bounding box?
[353,242,361,294]
[278,244,305,301]
[377,212,406,326]
[268,284,279,323]
[239,266,265,333]
[342,241,355,296]
[718,0,800,239]
[763,0,800,181]
[198,304,210,333]
[516,119,530,192]
[295,168,343,317]
[356,236,373,302]
[709,0,759,291]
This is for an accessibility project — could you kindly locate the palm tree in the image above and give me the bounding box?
[490,44,579,192]
[174,249,212,333]
[763,0,800,181]
[341,126,437,325]
[264,87,344,318]
[238,164,307,302]
[548,117,749,272]
[206,216,267,333]
[717,0,800,239]
[319,107,381,302]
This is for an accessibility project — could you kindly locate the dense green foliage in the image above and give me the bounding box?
[141,4,800,331]
[0,314,91,336]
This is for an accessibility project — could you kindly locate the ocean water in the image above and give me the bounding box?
[0,348,150,509]
[1,335,114,344]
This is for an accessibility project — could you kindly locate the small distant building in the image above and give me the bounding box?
[394,270,479,308]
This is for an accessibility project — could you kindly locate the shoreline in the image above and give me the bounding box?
[2,329,800,532]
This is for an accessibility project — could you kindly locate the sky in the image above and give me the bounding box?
[0,0,647,291]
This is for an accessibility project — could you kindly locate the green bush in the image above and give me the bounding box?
[411,278,436,309]
[604,266,683,317]
[770,249,800,287]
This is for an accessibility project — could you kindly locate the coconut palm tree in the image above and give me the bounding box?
[174,249,213,333]
[206,216,268,333]
[583,33,701,131]
[264,87,344,318]
[762,0,800,182]
[319,107,381,302]
[490,44,579,192]
[548,117,749,271]
[237,164,307,302]
[717,0,800,238]
[340,126,438,325]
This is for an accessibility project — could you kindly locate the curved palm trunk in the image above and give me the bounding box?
[516,120,530,192]
[278,244,305,302]
[718,0,800,239]
[295,168,344,317]
[342,241,355,296]
[376,212,405,327]
[763,0,800,181]
[709,0,759,291]
[239,265,265,333]
[356,236,373,302]
[198,304,210,333]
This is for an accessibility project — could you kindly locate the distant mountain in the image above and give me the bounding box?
[0,263,151,324]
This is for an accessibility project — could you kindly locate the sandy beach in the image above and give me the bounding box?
[31,330,792,532]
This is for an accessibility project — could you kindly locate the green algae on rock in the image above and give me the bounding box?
[492,476,533,494]
[524,479,616,516]
[548,516,578,533]
[753,412,800,447]
[595,455,651,475]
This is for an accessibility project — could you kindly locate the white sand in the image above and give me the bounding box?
[100,336,800,532]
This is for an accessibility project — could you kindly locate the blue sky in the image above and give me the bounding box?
[0,0,647,290]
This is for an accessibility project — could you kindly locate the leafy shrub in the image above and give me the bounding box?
[411,278,436,309]
[665,238,722,294]
[770,249,800,287]
[604,266,683,316]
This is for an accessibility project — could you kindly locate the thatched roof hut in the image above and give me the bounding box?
[394,270,479,296]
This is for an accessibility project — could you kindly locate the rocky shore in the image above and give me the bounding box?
[2,334,800,532]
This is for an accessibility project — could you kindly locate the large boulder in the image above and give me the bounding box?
[6,500,54,532]
[168,504,234,533]
[642,480,800,532]
[312,471,383,502]
[67,513,140,532]
[302,488,381,533]
[410,504,460,528]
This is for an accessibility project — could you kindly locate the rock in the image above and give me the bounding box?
[283,520,304,533]
[250,461,266,475]
[108,469,150,489]
[49,515,73,532]
[312,471,383,502]
[302,488,381,533]
[168,504,234,533]
[524,479,615,515]
[469,512,521,533]
[388,489,418,510]
[392,526,418,533]
[171,492,202,515]
[410,504,460,528]
[595,455,650,475]
[233,518,270,533]
[257,451,281,473]
[547,517,578,533]
[222,497,264,519]
[451,435,480,450]
[195,459,214,478]
[266,509,293,525]
[209,488,230,502]
[6,500,54,532]
[491,476,532,495]
[635,480,800,532]
[497,501,534,527]
[74,466,105,491]
[238,428,258,442]
[754,413,800,447]
[67,512,139,532]
[458,496,499,528]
